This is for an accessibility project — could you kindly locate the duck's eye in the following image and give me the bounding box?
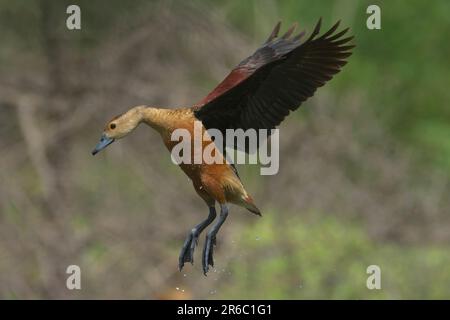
[110,123,116,130]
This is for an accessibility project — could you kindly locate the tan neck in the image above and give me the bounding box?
[141,107,177,132]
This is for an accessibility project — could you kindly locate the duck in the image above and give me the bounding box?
[92,18,354,275]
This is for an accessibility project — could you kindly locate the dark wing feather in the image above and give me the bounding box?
[193,19,354,147]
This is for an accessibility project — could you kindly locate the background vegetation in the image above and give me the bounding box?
[0,0,449,299]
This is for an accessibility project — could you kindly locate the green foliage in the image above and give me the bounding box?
[220,213,450,299]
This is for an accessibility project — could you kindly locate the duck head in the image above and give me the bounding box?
[92,106,146,155]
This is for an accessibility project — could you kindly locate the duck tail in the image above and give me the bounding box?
[242,195,261,216]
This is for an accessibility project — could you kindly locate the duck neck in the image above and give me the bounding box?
[141,107,174,133]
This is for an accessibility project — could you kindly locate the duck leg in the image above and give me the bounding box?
[179,206,217,271]
[202,203,229,275]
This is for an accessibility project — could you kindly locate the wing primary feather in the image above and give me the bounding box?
[326,28,350,41]
[282,22,298,39]
[306,17,322,41]
[265,21,281,43]
[292,30,306,42]
[330,36,354,46]
[318,20,341,40]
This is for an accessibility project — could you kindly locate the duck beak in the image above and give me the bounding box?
[92,134,114,155]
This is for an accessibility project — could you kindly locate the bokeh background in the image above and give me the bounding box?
[0,0,449,299]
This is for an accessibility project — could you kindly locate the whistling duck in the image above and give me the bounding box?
[92,19,354,275]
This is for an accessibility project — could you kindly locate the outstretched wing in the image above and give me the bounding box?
[193,19,354,136]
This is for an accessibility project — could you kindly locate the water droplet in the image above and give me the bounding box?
[183,274,187,277]
[209,290,217,295]
[176,287,180,291]
[255,236,260,241]
[181,289,185,293]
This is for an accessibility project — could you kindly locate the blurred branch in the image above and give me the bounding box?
[16,97,57,208]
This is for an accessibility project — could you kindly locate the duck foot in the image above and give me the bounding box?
[202,203,229,275]
[179,230,200,271]
[178,206,217,271]
[202,235,216,275]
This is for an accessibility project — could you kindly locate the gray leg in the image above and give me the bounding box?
[179,206,216,271]
[202,203,229,275]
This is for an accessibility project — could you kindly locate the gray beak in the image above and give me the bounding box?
[92,134,114,155]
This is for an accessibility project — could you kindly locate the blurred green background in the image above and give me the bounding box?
[0,0,449,299]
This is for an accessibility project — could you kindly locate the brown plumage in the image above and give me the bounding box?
[92,19,354,275]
